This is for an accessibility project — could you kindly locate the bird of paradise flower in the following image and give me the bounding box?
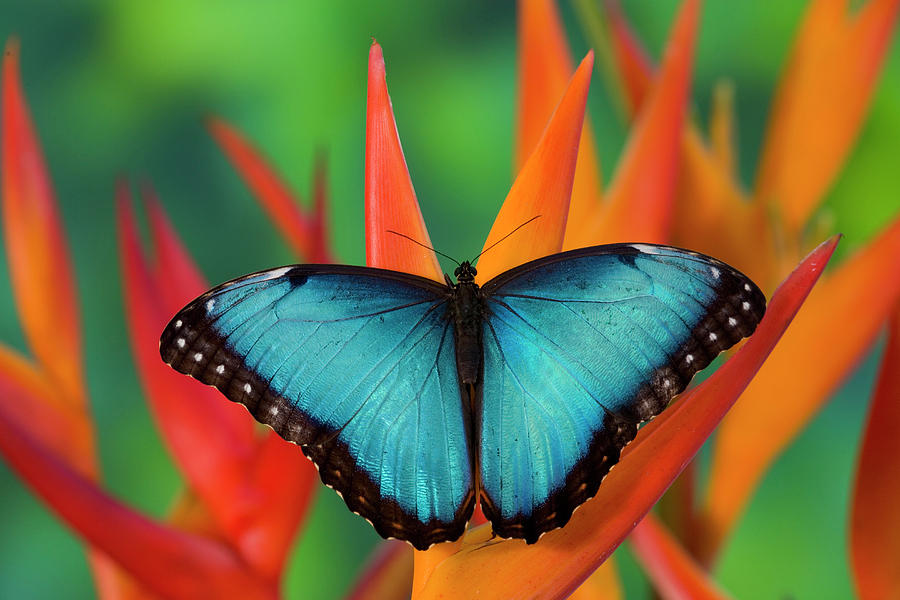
[0,0,898,599]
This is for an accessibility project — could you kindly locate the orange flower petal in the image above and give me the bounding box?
[704,217,900,560]
[1,38,85,406]
[516,0,603,247]
[566,558,623,600]
[142,184,208,310]
[673,130,774,287]
[412,237,838,600]
[631,514,732,600]
[476,51,594,282]
[753,0,900,237]
[0,344,94,474]
[0,406,274,600]
[123,186,316,577]
[346,542,413,600]
[595,3,770,280]
[573,0,699,248]
[708,81,736,179]
[365,41,441,280]
[207,116,319,261]
[117,188,263,542]
[248,431,318,579]
[850,303,900,599]
[603,0,654,117]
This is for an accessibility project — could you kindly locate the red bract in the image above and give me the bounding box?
[207,117,333,263]
[0,40,319,599]
[569,0,900,576]
[850,303,900,598]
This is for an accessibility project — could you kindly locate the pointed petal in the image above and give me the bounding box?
[566,558,623,600]
[364,42,441,280]
[573,0,699,247]
[117,186,264,546]
[708,81,736,179]
[346,542,413,600]
[595,4,771,279]
[411,238,837,600]
[142,184,208,311]
[1,38,85,405]
[850,304,900,599]
[0,344,95,474]
[754,0,900,236]
[704,217,900,559]
[672,130,775,287]
[246,431,318,579]
[571,0,631,121]
[603,0,655,117]
[0,406,274,599]
[476,52,594,282]
[516,0,603,243]
[631,514,732,600]
[207,116,317,261]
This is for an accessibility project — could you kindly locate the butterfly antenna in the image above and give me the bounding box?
[472,215,542,264]
[386,230,461,266]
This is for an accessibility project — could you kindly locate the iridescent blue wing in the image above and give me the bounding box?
[159,265,475,550]
[477,243,766,542]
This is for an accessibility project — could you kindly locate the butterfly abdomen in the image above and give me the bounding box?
[450,281,485,385]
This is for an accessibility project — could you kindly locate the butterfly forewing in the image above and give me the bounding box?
[477,243,766,542]
[160,265,475,550]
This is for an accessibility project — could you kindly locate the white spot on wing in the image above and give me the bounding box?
[709,332,718,342]
[177,338,186,348]
[175,319,182,329]
[744,283,752,292]
[243,383,252,394]
[728,317,738,327]
[270,406,279,416]
[264,267,291,280]
[216,364,225,374]
[193,352,203,362]
[710,267,721,279]
[686,354,694,364]
[206,299,215,311]
[742,301,751,311]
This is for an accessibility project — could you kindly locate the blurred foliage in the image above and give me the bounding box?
[0,1,896,598]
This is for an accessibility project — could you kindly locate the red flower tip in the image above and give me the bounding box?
[364,41,442,280]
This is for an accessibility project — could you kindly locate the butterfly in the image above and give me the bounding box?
[159,242,766,550]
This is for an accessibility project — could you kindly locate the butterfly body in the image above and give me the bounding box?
[160,243,766,549]
[447,261,485,386]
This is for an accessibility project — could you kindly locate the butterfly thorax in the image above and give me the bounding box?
[448,261,484,386]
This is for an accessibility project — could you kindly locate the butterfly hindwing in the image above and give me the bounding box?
[159,265,475,550]
[477,243,766,542]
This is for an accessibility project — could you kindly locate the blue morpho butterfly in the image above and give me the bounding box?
[159,225,766,550]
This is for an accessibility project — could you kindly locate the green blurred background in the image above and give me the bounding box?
[0,1,897,598]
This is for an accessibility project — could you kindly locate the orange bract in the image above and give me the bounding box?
[412,238,838,600]
[476,51,594,281]
[365,42,442,281]
[754,0,900,238]
[631,513,732,600]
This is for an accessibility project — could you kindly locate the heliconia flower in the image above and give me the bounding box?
[630,513,732,600]
[207,117,333,264]
[356,29,836,596]
[544,0,900,570]
[0,39,319,599]
[850,301,900,599]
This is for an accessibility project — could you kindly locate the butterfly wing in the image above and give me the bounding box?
[477,243,766,542]
[159,265,475,550]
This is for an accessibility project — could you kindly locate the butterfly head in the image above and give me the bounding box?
[454,261,477,283]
